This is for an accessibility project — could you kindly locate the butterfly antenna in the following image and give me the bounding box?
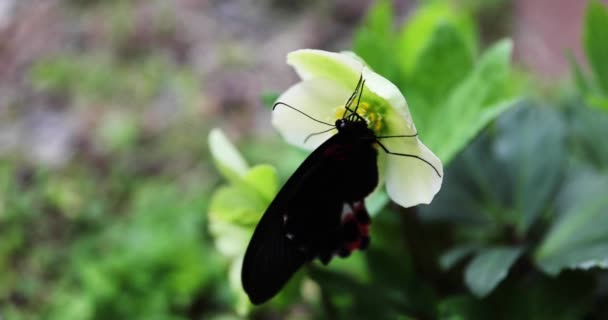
[352,79,365,115]
[344,104,365,122]
[342,75,363,119]
[303,127,337,143]
[349,74,363,103]
[347,79,367,123]
[273,102,334,127]
[375,140,442,178]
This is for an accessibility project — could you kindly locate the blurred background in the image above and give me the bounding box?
[2,0,608,319]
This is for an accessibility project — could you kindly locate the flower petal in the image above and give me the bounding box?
[288,50,413,134]
[287,49,362,88]
[383,138,443,207]
[272,78,352,150]
[361,68,414,133]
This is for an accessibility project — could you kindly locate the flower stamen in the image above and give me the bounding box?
[334,102,384,134]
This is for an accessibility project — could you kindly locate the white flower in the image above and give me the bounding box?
[272,49,443,208]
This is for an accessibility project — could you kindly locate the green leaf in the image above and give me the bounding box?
[404,23,474,121]
[535,170,608,275]
[568,103,608,170]
[584,0,608,94]
[437,295,488,320]
[439,245,478,271]
[418,131,507,225]
[207,163,277,259]
[309,266,416,320]
[397,1,477,75]
[587,94,608,111]
[490,272,594,320]
[464,246,522,297]
[261,91,280,109]
[422,39,516,164]
[243,164,278,203]
[446,272,594,320]
[208,185,267,228]
[493,105,566,234]
[365,189,389,216]
[439,273,594,320]
[567,51,591,95]
[420,104,567,243]
[353,0,400,82]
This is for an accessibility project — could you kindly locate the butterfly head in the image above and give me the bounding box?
[335,118,376,139]
[335,100,385,134]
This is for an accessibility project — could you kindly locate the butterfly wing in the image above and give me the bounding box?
[239,201,310,305]
[241,131,378,304]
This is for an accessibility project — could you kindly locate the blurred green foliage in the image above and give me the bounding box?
[572,0,608,110]
[29,54,201,108]
[354,0,518,164]
[3,0,608,319]
[0,160,229,319]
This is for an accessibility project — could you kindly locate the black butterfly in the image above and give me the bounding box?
[241,76,441,305]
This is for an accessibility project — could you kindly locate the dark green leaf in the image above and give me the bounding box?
[437,295,489,320]
[309,266,416,320]
[464,246,522,297]
[439,245,478,271]
[420,104,566,236]
[493,104,566,234]
[567,102,608,170]
[535,170,608,275]
[439,272,594,320]
[485,271,594,320]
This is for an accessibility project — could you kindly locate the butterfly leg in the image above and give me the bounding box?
[375,140,442,178]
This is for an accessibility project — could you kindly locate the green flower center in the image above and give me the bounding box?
[334,101,385,135]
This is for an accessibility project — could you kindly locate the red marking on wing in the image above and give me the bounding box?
[353,202,370,223]
[333,201,373,257]
[346,240,361,251]
[342,214,355,224]
[359,224,370,236]
[353,202,364,211]
[322,143,353,161]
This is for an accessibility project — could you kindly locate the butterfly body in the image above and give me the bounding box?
[241,118,378,305]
